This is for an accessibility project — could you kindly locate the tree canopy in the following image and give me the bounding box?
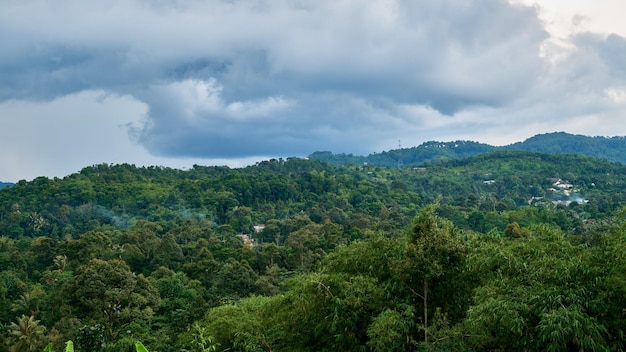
[1,152,626,350]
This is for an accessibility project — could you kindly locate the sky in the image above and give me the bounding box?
[2,0,626,182]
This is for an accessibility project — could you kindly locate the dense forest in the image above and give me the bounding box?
[309,132,626,167]
[2,151,626,351]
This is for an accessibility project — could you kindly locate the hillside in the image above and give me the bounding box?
[2,152,626,350]
[309,132,626,166]
[503,132,626,160]
[0,182,13,189]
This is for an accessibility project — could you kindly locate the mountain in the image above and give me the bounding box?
[0,182,14,189]
[309,132,626,166]
[502,132,626,161]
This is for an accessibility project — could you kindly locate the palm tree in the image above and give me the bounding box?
[8,314,46,352]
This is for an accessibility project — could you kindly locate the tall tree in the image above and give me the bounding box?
[68,259,160,343]
[394,204,467,345]
[8,314,46,352]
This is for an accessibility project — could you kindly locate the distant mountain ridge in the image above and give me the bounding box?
[0,182,14,189]
[309,132,626,167]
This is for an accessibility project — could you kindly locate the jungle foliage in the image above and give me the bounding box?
[1,151,626,350]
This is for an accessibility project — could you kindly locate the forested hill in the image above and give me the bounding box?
[3,152,626,350]
[0,182,13,189]
[503,132,626,160]
[309,132,626,166]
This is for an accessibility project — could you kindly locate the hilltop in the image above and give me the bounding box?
[309,132,626,166]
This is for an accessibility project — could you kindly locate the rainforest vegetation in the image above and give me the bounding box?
[2,151,626,351]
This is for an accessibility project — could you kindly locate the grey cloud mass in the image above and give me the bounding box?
[2,0,626,176]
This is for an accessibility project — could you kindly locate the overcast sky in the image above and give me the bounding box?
[2,0,626,182]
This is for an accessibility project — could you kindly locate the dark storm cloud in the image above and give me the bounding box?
[2,0,625,160]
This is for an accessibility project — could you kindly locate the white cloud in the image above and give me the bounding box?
[510,0,626,38]
[225,96,294,118]
[606,88,626,103]
[154,79,225,120]
[0,91,146,180]
[151,78,294,120]
[0,91,262,181]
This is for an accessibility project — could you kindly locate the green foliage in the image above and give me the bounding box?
[180,324,218,352]
[69,259,160,343]
[366,307,415,351]
[134,341,148,352]
[42,340,75,352]
[309,140,496,166]
[201,295,277,352]
[0,182,13,189]
[198,207,473,351]
[504,221,523,238]
[8,314,46,352]
[404,204,466,280]
[410,205,468,337]
[444,224,616,351]
[310,132,626,166]
[75,324,105,352]
[1,153,626,350]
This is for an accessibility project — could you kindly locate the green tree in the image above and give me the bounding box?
[367,307,415,351]
[149,268,206,348]
[504,221,523,238]
[8,314,46,352]
[65,230,115,264]
[451,225,610,351]
[202,295,277,352]
[283,224,325,271]
[397,204,467,345]
[213,258,258,298]
[119,221,162,273]
[151,233,184,270]
[69,259,160,343]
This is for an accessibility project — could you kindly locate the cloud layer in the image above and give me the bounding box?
[2,0,626,179]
